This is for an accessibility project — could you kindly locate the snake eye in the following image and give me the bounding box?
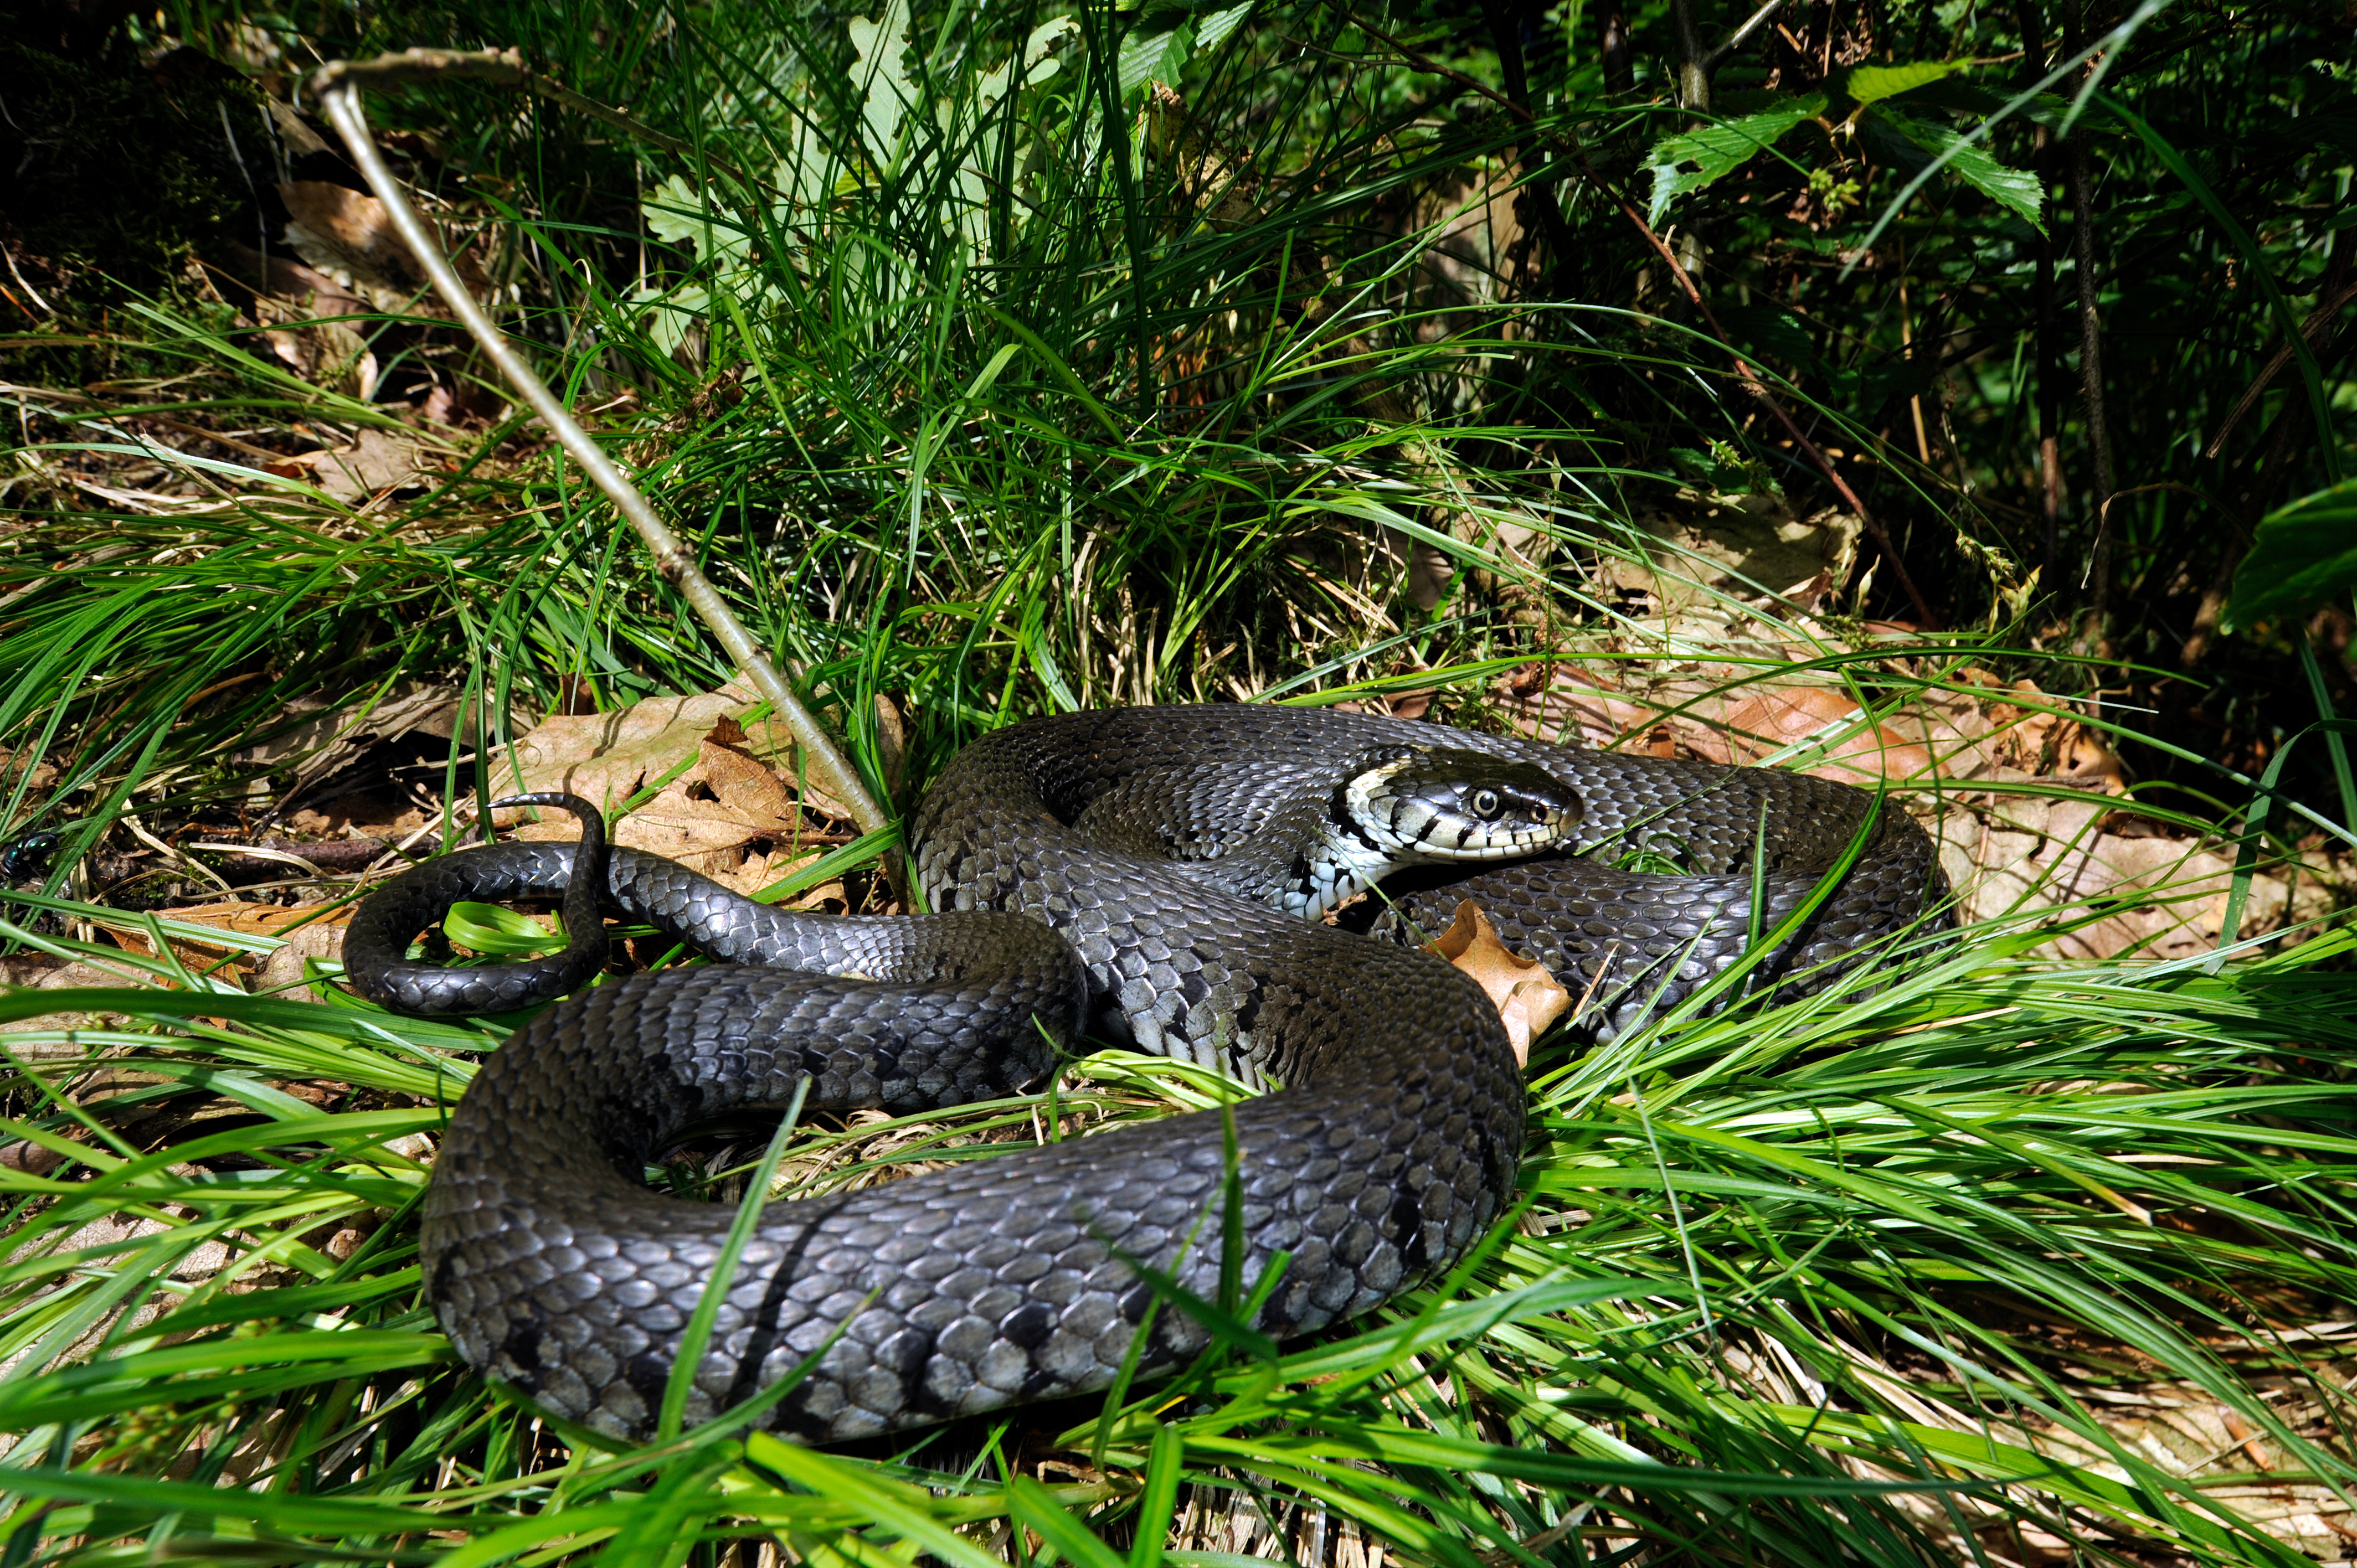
[1469,788,1502,819]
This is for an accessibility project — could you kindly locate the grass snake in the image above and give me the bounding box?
[346,705,1947,1442]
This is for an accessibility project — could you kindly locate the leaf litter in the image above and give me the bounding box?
[1505,527,2345,967]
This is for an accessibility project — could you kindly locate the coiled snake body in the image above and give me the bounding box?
[347,705,1944,1442]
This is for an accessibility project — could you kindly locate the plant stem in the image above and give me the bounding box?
[1705,0,1787,71]
[2036,145,2065,587]
[2063,1,2116,652]
[2068,138,2115,646]
[2020,0,2066,590]
[306,50,890,847]
[1668,0,1712,111]
[1476,0,1577,277]
[1598,0,1636,91]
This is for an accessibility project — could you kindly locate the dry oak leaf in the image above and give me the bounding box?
[257,314,378,402]
[276,180,492,313]
[98,901,355,1002]
[231,679,502,796]
[498,684,856,826]
[1713,685,1936,783]
[1950,668,2128,792]
[510,714,846,893]
[0,750,59,792]
[1421,900,1571,1066]
[512,776,758,883]
[295,427,436,504]
[742,848,850,911]
[0,954,150,1058]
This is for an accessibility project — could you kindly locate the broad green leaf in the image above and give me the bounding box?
[2223,478,2357,631]
[973,16,1080,105]
[1644,97,1824,225]
[632,279,713,356]
[1193,1,1255,55]
[1119,20,1195,94]
[642,175,751,265]
[1842,60,1968,105]
[848,0,918,159]
[1872,108,2046,229]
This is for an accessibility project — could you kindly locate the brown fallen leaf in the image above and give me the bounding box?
[0,955,151,1056]
[297,426,436,503]
[0,749,59,792]
[1717,684,1936,783]
[231,680,500,801]
[511,716,848,890]
[1421,900,1571,1066]
[277,181,434,311]
[687,732,802,824]
[96,900,351,971]
[257,311,378,401]
[209,240,371,318]
[1953,667,2128,792]
[499,684,857,824]
[752,848,850,911]
[1603,488,1864,615]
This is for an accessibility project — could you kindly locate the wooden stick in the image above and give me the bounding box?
[307,51,891,849]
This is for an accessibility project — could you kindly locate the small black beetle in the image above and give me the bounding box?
[0,831,62,884]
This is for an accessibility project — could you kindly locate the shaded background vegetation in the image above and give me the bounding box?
[8,0,2354,820]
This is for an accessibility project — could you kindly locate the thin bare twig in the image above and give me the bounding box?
[1705,0,1788,71]
[307,50,891,847]
[2067,141,2114,615]
[311,49,768,197]
[2203,276,2357,462]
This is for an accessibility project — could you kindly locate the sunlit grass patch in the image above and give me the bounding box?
[0,878,2350,1563]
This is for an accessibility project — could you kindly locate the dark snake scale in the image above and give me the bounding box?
[345,706,1947,1442]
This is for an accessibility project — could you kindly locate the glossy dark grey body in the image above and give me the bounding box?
[366,707,1947,1442]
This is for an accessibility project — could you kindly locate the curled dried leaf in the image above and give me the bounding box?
[1421,899,1570,1066]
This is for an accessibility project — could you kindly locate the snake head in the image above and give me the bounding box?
[1343,747,1583,863]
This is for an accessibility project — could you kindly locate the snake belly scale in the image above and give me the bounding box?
[347,706,1946,1442]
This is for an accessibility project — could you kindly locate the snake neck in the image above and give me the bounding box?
[1058,750,1435,921]
[1189,780,1404,918]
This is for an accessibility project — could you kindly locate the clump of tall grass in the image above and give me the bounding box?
[2,888,2353,1564]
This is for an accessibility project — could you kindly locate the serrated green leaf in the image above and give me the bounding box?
[1119,21,1195,94]
[2223,479,2357,631]
[1843,60,1967,106]
[1644,96,1824,225]
[1871,108,2046,230]
[642,174,751,265]
[1194,1,1254,55]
